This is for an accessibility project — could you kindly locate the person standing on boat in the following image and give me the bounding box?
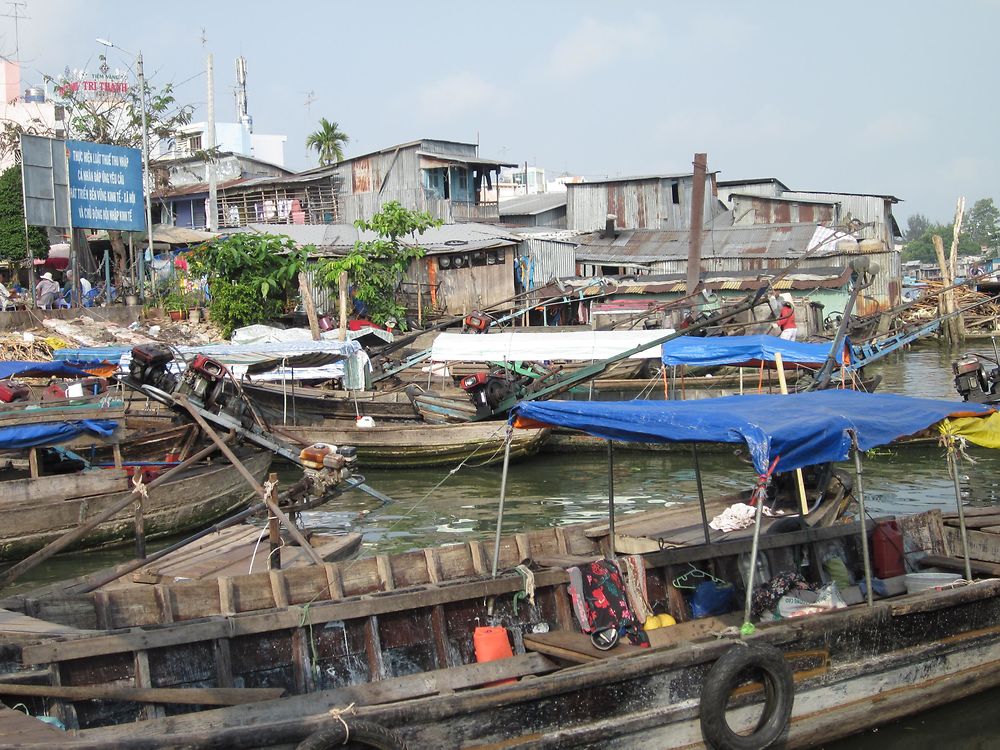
[777,301,798,341]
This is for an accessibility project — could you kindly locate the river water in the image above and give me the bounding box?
[19,341,1000,746]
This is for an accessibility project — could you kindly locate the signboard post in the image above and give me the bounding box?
[22,134,146,308]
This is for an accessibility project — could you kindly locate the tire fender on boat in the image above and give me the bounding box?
[296,719,408,750]
[699,643,794,750]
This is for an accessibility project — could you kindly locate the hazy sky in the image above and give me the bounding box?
[7,1,998,225]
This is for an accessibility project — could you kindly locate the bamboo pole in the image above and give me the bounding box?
[338,270,348,342]
[298,271,321,341]
[850,434,875,607]
[490,428,514,579]
[773,352,809,515]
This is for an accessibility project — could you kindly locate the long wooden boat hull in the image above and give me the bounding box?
[241,382,421,424]
[4,505,1000,749]
[0,449,272,562]
[280,421,550,468]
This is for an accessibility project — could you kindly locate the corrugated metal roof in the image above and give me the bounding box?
[244,222,519,255]
[570,172,719,185]
[416,151,517,168]
[499,193,568,216]
[573,224,832,263]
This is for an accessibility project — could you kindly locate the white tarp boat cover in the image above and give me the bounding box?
[430,329,676,363]
[120,338,367,384]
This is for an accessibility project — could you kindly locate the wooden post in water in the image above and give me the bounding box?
[134,490,146,560]
[490,428,514,578]
[298,272,321,341]
[338,270,348,342]
[267,472,281,571]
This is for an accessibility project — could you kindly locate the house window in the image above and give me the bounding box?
[671,182,680,205]
[188,135,203,152]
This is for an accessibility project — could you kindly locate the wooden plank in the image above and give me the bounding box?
[0,608,93,637]
[523,631,642,663]
[919,554,1000,577]
[134,649,165,720]
[0,683,285,705]
[944,514,1000,529]
[0,705,77,743]
[218,577,235,616]
[269,571,289,609]
[468,540,488,575]
[943,526,1000,564]
[376,555,395,591]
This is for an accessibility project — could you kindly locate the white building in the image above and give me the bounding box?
[156,121,287,167]
[0,61,67,171]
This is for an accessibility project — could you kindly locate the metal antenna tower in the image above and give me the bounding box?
[1,1,28,61]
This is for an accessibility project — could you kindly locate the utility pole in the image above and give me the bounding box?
[136,52,153,301]
[206,52,218,231]
[686,153,708,296]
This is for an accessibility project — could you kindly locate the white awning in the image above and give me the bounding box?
[430,330,675,363]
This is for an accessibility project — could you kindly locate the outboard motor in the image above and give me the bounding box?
[127,344,178,399]
[953,355,1000,404]
[461,369,519,418]
[462,311,491,334]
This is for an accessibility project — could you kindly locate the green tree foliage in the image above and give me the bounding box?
[318,201,442,328]
[50,57,193,150]
[47,57,195,279]
[902,224,980,263]
[187,233,309,337]
[965,198,1000,253]
[0,166,49,264]
[905,213,930,242]
[306,118,349,166]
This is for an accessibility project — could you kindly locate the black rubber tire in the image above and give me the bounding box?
[296,719,408,750]
[699,643,794,750]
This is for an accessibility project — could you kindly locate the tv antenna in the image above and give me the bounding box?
[200,27,208,48]
[1,2,29,62]
[303,90,316,114]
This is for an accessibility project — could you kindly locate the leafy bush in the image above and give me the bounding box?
[187,233,308,337]
[317,201,441,328]
[0,166,48,264]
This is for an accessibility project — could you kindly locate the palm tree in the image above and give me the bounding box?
[306,118,350,166]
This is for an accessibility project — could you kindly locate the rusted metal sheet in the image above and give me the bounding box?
[520,238,577,284]
[352,158,373,193]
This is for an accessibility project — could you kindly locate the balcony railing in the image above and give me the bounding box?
[450,200,498,223]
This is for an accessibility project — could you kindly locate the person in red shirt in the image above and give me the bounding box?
[777,302,798,341]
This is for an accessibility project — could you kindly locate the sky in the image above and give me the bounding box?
[5,0,999,226]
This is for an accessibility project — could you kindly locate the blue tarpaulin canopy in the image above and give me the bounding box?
[660,335,843,368]
[0,420,118,450]
[513,391,993,474]
[0,361,92,380]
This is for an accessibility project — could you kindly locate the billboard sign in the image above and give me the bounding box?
[67,140,145,231]
[21,134,69,228]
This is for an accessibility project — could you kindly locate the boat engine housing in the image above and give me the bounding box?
[953,355,1000,404]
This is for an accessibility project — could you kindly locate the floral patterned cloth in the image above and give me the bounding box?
[751,571,816,619]
[581,560,650,647]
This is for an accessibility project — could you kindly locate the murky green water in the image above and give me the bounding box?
[12,340,1000,745]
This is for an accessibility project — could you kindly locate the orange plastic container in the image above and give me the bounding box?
[473,626,515,685]
[299,443,333,464]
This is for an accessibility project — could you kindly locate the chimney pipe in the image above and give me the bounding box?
[602,214,616,239]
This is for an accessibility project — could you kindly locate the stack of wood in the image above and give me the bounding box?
[0,334,68,361]
[900,281,1000,335]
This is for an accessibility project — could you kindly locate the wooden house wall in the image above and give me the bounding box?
[405,252,515,316]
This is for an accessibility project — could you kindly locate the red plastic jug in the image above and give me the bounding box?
[872,520,905,579]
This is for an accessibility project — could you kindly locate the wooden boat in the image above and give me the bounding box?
[0,446,273,563]
[0,391,998,749]
[275,419,550,469]
[240,381,421,425]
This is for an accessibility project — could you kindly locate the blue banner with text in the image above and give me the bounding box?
[67,140,145,231]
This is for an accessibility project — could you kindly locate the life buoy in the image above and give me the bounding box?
[296,719,408,750]
[699,643,794,750]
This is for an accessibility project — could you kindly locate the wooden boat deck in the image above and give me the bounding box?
[117,527,363,587]
[0,705,82,744]
[0,607,95,642]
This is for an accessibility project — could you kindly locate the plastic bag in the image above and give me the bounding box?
[690,581,735,618]
[778,583,846,618]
